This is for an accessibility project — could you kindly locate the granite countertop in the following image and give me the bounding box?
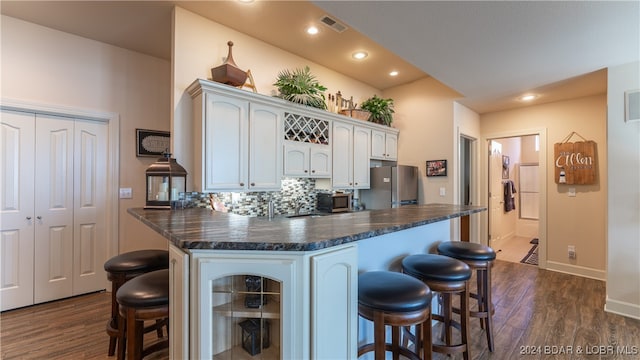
[128,204,486,252]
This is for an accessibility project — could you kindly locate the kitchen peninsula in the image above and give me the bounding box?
[128,204,486,359]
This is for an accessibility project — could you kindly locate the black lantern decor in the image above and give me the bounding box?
[239,318,270,356]
[144,153,187,209]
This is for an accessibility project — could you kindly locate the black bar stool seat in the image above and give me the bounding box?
[437,241,496,351]
[104,250,169,357]
[358,271,433,360]
[117,269,169,360]
[402,254,472,360]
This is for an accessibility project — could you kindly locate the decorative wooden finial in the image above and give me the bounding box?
[225,41,239,68]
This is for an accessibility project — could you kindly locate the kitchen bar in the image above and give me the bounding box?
[128,203,486,359]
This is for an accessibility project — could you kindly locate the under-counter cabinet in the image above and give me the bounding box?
[174,244,357,359]
[330,122,371,189]
[371,129,398,161]
[189,82,283,192]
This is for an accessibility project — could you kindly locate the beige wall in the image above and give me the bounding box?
[481,94,608,278]
[1,15,171,253]
[382,77,462,204]
[606,61,640,319]
[171,7,381,186]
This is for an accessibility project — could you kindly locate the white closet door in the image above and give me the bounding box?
[0,110,36,311]
[34,114,74,303]
[73,119,108,294]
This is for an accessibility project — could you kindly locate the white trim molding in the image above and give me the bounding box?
[605,297,640,320]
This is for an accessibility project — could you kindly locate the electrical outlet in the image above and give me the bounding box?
[568,245,576,259]
[568,188,576,197]
[439,187,446,197]
[119,188,132,199]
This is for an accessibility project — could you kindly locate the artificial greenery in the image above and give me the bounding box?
[360,95,395,126]
[273,66,327,110]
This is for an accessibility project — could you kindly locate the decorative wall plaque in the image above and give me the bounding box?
[553,132,597,185]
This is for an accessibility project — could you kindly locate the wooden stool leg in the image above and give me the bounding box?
[125,308,143,360]
[422,314,432,360]
[391,325,400,360]
[485,264,495,351]
[108,281,118,356]
[461,283,470,360]
[117,309,126,360]
[373,312,385,360]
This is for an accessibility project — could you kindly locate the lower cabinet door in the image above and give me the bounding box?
[169,245,189,360]
[192,253,303,360]
[311,244,358,359]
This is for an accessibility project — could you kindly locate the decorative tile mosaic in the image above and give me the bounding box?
[187,178,331,217]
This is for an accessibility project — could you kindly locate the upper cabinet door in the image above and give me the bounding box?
[283,141,310,177]
[310,145,331,178]
[203,93,249,191]
[371,130,386,160]
[249,104,283,191]
[331,122,353,188]
[352,126,371,188]
[385,132,398,161]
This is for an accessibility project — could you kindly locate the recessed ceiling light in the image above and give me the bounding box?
[237,0,254,3]
[519,94,537,101]
[307,26,319,35]
[352,51,368,60]
[389,71,399,77]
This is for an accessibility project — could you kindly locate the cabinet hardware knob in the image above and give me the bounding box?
[355,183,358,185]
[304,170,308,173]
[37,216,42,220]
[26,216,32,220]
[311,170,315,173]
[240,182,245,186]
[349,183,353,185]
[250,182,255,186]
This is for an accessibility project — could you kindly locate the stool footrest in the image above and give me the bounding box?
[358,342,422,360]
[433,343,467,354]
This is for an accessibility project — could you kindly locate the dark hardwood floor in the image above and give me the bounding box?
[1,260,639,359]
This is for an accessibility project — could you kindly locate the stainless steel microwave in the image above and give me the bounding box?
[316,192,352,213]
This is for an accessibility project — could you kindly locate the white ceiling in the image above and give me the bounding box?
[2,1,638,114]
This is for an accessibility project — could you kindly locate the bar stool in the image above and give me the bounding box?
[358,271,432,360]
[117,269,170,360]
[437,241,496,351]
[402,254,472,360]
[104,250,169,356]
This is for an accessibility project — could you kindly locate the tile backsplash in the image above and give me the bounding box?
[187,178,330,217]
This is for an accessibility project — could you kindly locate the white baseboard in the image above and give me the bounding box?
[544,260,606,281]
[605,297,640,320]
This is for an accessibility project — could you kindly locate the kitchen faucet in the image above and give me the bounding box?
[293,197,304,215]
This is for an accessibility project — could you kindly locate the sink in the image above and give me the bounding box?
[285,213,328,218]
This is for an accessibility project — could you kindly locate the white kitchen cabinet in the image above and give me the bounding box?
[169,244,189,360]
[331,122,370,189]
[182,244,357,360]
[1,110,108,311]
[283,141,331,178]
[310,245,358,359]
[371,129,398,161]
[191,89,283,192]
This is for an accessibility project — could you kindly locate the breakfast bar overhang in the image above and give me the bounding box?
[128,204,486,359]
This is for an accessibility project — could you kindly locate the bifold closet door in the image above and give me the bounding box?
[72,119,108,295]
[0,110,36,310]
[33,114,75,303]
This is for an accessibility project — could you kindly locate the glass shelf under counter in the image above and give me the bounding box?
[211,275,281,359]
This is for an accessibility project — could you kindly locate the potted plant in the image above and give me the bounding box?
[360,95,395,126]
[273,66,327,110]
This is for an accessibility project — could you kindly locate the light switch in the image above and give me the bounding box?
[568,188,576,197]
[119,188,132,199]
[439,187,446,196]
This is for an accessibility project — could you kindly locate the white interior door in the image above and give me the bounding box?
[488,140,505,246]
[0,110,36,311]
[34,114,74,303]
[73,119,108,294]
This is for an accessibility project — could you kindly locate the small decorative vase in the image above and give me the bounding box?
[211,41,248,86]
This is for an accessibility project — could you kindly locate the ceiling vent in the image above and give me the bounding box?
[319,15,348,33]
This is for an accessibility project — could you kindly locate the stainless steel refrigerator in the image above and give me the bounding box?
[360,165,419,209]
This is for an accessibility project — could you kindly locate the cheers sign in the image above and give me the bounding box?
[553,140,597,185]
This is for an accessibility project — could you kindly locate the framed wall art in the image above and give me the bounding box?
[625,89,640,122]
[426,160,447,177]
[136,129,170,157]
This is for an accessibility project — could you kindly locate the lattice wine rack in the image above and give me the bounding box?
[284,112,330,145]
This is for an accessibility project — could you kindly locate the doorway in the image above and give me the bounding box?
[487,135,542,265]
